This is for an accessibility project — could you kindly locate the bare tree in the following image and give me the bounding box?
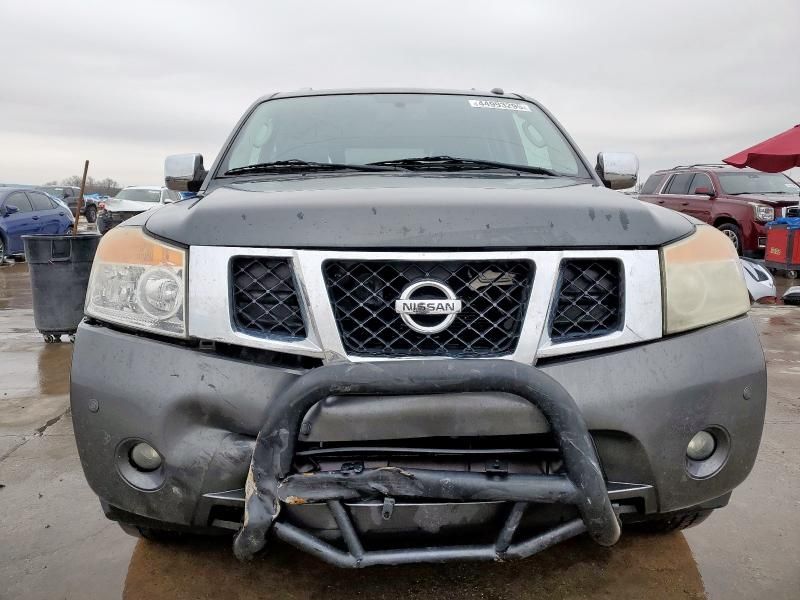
[54,175,122,196]
[95,177,121,196]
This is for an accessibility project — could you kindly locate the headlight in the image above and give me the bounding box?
[662,225,750,334]
[750,203,774,222]
[85,227,187,337]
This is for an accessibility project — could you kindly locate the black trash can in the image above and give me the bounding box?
[22,233,102,343]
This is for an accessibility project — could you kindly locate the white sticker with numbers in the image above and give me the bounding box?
[469,99,531,111]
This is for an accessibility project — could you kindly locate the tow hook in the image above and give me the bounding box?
[381,497,396,520]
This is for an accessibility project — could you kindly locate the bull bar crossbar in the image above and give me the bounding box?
[233,360,622,566]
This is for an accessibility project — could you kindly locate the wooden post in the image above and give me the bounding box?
[73,160,89,236]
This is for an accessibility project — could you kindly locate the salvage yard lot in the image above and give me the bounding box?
[0,262,798,600]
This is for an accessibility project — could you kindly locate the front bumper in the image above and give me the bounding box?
[743,222,768,257]
[96,211,140,233]
[70,316,766,561]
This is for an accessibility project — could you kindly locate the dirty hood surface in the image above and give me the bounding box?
[144,174,694,248]
[105,198,160,213]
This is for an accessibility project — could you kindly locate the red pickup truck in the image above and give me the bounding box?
[638,165,800,256]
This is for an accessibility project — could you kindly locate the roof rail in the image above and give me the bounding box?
[669,163,730,170]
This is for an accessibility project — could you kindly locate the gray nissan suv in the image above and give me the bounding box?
[71,89,766,567]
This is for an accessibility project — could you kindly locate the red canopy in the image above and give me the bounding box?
[723,124,800,173]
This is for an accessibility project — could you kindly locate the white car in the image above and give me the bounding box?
[740,258,776,303]
[96,186,181,234]
[784,286,800,305]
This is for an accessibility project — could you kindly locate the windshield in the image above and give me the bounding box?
[115,189,162,202]
[718,172,800,195]
[220,94,590,178]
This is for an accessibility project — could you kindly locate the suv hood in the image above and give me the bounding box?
[733,193,800,207]
[144,175,694,248]
[105,198,161,213]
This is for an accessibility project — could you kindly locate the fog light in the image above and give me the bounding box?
[686,431,716,461]
[130,442,162,472]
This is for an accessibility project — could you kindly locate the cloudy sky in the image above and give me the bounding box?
[1,0,798,186]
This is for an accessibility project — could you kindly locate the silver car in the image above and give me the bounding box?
[96,185,181,234]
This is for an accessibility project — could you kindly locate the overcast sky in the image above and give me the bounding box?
[1,0,798,187]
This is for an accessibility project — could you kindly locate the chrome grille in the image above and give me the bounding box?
[323,260,533,357]
[550,259,622,341]
[230,257,306,339]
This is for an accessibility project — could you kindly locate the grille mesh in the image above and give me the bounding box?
[323,260,533,357]
[231,257,306,338]
[550,259,622,341]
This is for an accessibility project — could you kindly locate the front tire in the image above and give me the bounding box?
[716,223,743,255]
[85,204,97,223]
[118,522,185,542]
[634,509,714,533]
[136,526,186,543]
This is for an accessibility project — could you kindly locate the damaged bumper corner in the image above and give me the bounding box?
[232,360,621,565]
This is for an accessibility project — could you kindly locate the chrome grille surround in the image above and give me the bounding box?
[189,248,663,363]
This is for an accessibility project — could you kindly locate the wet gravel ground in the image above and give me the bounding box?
[0,260,798,599]
[123,533,705,600]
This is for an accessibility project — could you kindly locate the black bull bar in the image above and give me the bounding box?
[233,360,621,566]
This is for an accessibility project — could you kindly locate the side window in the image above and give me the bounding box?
[664,172,693,195]
[28,192,55,211]
[689,173,713,194]
[7,192,33,212]
[640,174,664,195]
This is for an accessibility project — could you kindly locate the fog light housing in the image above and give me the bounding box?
[686,430,716,461]
[130,442,162,472]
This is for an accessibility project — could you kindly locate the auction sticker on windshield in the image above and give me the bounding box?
[469,99,531,111]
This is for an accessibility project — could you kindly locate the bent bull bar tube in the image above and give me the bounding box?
[233,360,620,563]
[278,468,581,504]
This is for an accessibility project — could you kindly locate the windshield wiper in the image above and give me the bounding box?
[367,155,560,176]
[224,159,397,175]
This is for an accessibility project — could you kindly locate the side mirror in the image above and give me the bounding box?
[165,153,207,192]
[3,205,19,216]
[694,187,715,197]
[596,152,639,190]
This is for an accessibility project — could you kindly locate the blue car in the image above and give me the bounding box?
[0,187,74,259]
